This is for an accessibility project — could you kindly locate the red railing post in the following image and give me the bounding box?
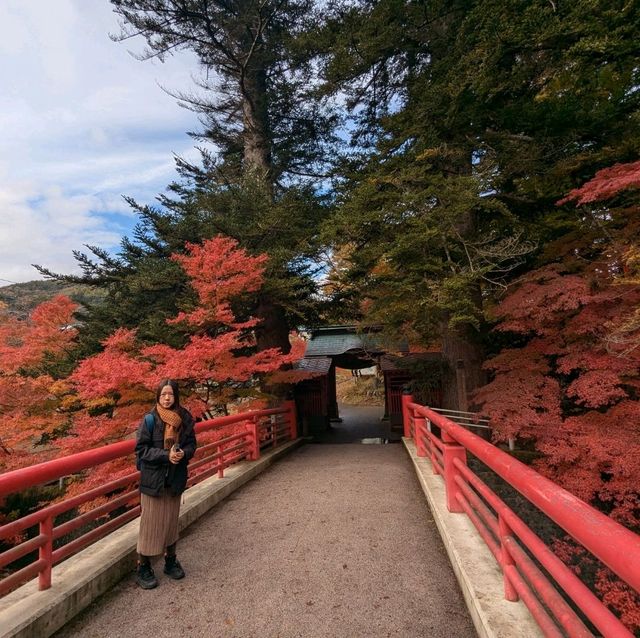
[38,514,53,590]
[442,430,467,513]
[247,417,260,461]
[426,419,440,475]
[217,441,225,478]
[272,415,278,448]
[414,416,428,457]
[499,515,519,602]
[284,399,297,440]
[401,390,413,439]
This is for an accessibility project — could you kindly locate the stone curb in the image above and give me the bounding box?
[402,437,543,638]
[0,438,303,638]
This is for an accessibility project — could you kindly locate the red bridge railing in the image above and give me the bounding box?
[402,393,640,638]
[0,402,297,597]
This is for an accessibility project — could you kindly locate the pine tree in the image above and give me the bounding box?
[37,0,336,359]
[108,0,336,351]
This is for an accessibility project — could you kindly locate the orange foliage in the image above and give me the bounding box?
[0,296,77,373]
[66,236,302,453]
[0,296,78,470]
[170,236,268,329]
[1,237,305,483]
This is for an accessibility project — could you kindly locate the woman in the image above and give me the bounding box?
[134,379,197,589]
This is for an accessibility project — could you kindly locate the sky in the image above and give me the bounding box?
[0,1,204,285]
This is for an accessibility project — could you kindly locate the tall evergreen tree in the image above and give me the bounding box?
[109,0,336,352]
[319,0,640,408]
[38,0,335,358]
[111,0,335,185]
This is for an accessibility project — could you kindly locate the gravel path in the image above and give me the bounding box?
[54,426,476,637]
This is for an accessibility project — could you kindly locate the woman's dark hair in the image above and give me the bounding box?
[156,379,180,407]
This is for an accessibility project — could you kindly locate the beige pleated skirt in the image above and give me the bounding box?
[137,491,181,556]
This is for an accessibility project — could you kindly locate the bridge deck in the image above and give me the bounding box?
[54,408,475,638]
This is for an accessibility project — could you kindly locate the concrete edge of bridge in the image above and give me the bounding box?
[0,438,304,638]
[402,438,544,638]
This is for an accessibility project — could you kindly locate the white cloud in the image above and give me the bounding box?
[0,180,121,282]
[0,0,205,284]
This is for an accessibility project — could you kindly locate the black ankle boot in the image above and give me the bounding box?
[136,561,158,589]
[164,553,185,580]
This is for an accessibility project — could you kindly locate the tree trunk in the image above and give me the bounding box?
[440,204,486,410]
[255,295,292,402]
[255,295,291,354]
[441,319,485,411]
[436,111,486,411]
[242,66,272,179]
[241,63,292,354]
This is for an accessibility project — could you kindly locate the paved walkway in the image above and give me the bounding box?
[54,407,476,638]
[314,404,392,443]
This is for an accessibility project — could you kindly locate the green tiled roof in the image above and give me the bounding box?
[293,356,332,374]
[304,325,407,357]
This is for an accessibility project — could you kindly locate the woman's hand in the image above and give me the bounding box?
[169,449,185,465]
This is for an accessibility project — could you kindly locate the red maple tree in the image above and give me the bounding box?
[475,263,640,521]
[70,237,301,420]
[558,160,640,206]
[474,161,640,629]
[0,296,78,472]
[0,236,303,498]
[54,236,303,491]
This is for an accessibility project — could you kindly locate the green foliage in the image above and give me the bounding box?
[324,151,531,343]
[111,0,338,183]
[318,0,640,354]
[398,357,450,406]
[36,1,336,359]
[172,167,330,323]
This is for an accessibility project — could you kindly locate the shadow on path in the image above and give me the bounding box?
[311,403,391,444]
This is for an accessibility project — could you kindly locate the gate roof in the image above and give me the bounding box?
[303,325,407,358]
[294,356,332,374]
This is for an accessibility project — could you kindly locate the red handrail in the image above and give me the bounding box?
[402,393,640,638]
[0,402,298,596]
[0,406,294,499]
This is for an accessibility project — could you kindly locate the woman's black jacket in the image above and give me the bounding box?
[135,406,197,497]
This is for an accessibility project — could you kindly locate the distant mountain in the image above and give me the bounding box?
[0,280,106,319]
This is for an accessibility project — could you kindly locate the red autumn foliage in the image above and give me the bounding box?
[475,162,640,630]
[0,236,304,508]
[72,328,154,402]
[0,296,78,471]
[0,295,77,374]
[61,237,302,489]
[597,567,640,631]
[476,261,640,523]
[476,159,640,523]
[552,537,640,631]
[476,303,640,630]
[558,160,640,205]
[473,340,563,443]
[169,237,267,329]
